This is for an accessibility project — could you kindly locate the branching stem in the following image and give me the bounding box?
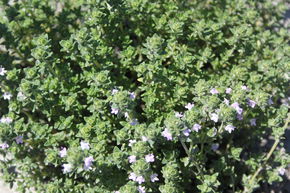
[243,114,290,193]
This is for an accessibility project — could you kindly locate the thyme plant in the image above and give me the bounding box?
[0,0,289,192]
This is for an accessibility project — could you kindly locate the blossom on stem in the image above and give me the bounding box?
[17,92,26,101]
[62,163,72,174]
[145,154,155,163]
[0,117,12,124]
[250,118,256,126]
[136,176,145,184]
[129,92,136,99]
[175,112,183,118]
[111,107,119,115]
[128,155,137,163]
[129,172,137,181]
[247,99,256,108]
[84,156,94,170]
[124,112,129,118]
[225,125,235,133]
[268,98,274,105]
[130,119,138,126]
[162,128,173,141]
[80,141,90,150]
[226,88,232,94]
[210,88,219,95]
[278,167,286,176]
[141,136,148,142]
[182,128,191,136]
[137,186,146,193]
[241,85,248,90]
[59,147,67,157]
[15,136,23,144]
[210,113,218,123]
[224,98,230,105]
[192,124,201,132]
[150,173,159,182]
[231,102,243,114]
[3,92,12,100]
[129,139,136,147]
[0,67,7,76]
[185,103,194,110]
[211,143,219,151]
[0,142,9,149]
[237,114,243,121]
[112,89,118,94]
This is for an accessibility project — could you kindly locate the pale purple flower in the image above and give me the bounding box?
[62,163,72,174]
[224,98,230,105]
[250,118,256,126]
[210,88,219,95]
[80,141,90,150]
[136,176,145,184]
[162,128,173,141]
[130,119,138,126]
[175,112,183,118]
[185,103,194,110]
[59,147,67,158]
[124,112,129,118]
[226,88,232,94]
[111,107,119,115]
[3,92,12,100]
[15,136,23,144]
[237,114,243,120]
[225,125,235,133]
[268,98,274,105]
[231,102,240,109]
[128,155,137,163]
[129,139,136,147]
[0,67,7,76]
[115,191,120,193]
[145,154,155,163]
[129,92,136,99]
[17,92,26,101]
[192,124,201,132]
[84,156,94,170]
[211,143,219,151]
[150,173,159,182]
[278,167,286,176]
[210,113,218,123]
[129,173,145,184]
[182,128,191,136]
[247,99,256,108]
[0,117,12,124]
[0,142,9,149]
[129,172,137,181]
[137,186,146,193]
[112,89,119,94]
[241,85,248,90]
[5,117,12,124]
[231,102,243,114]
[141,136,148,142]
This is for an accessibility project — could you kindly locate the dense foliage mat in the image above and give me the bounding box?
[0,0,289,192]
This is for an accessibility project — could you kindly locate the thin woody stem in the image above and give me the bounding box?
[243,114,290,193]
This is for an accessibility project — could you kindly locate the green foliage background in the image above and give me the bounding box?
[0,0,289,192]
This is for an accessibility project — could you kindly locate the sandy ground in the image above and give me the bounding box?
[0,181,15,193]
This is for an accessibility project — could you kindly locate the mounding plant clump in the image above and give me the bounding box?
[0,0,289,192]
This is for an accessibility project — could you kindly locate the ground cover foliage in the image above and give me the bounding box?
[0,0,290,192]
